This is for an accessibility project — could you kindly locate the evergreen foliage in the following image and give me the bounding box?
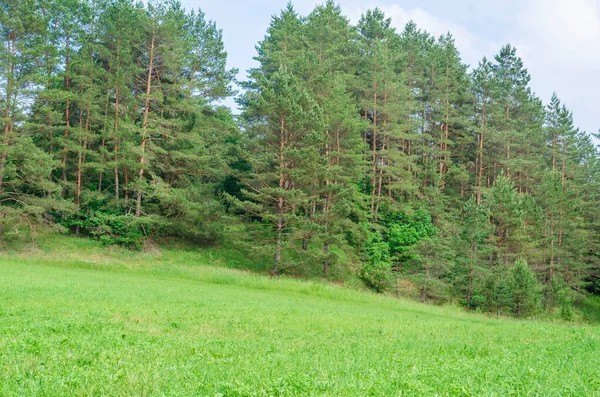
[1,0,598,316]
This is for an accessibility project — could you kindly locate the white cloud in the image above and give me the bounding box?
[193,0,599,136]
[342,2,498,67]
[519,0,600,51]
[512,0,600,134]
[341,0,599,135]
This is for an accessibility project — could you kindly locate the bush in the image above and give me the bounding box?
[75,211,146,250]
[359,261,392,293]
[360,232,392,292]
[558,287,574,321]
[383,208,438,262]
[62,194,148,249]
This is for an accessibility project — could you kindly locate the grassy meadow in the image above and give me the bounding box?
[1,236,599,396]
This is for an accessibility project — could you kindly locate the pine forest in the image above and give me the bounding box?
[2,0,600,319]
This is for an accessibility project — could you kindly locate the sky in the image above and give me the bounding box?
[185,0,600,136]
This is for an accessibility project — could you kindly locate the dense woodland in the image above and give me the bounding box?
[1,0,599,318]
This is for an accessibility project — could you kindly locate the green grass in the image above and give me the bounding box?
[1,236,600,396]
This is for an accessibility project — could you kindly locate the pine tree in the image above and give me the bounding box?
[485,175,524,266]
[0,0,46,190]
[429,34,471,196]
[509,258,542,317]
[356,9,410,219]
[460,196,492,309]
[470,57,495,205]
[491,45,544,192]
[309,75,366,273]
[301,2,365,273]
[251,2,304,79]
[0,0,69,237]
[236,69,325,273]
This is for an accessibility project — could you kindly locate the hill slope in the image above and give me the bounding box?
[1,239,599,396]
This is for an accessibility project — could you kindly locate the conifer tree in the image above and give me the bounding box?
[251,3,304,79]
[237,69,324,273]
[0,0,68,237]
[356,9,410,219]
[460,197,492,308]
[470,57,495,204]
[509,258,542,317]
[490,45,544,191]
[485,175,524,266]
[302,2,365,273]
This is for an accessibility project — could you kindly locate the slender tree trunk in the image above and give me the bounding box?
[275,215,282,272]
[61,35,72,198]
[374,134,386,219]
[42,10,55,156]
[467,240,475,309]
[274,116,286,272]
[323,240,329,274]
[98,84,111,192]
[558,149,565,278]
[0,31,16,192]
[440,78,450,190]
[112,88,121,199]
[373,88,387,219]
[549,215,554,283]
[476,101,485,205]
[505,106,511,176]
[75,109,84,206]
[321,128,332,272]
[421,266,428,302]
[561,148,566,186]
[370,82,378,217]
[136,20,156,217]
[124,166,129,202]
[551,133,556,171]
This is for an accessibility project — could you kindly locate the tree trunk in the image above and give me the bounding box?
[0,30,16,192]
[476,101,485,205]
[421,266,428,302]
[275,115,286,272]
[124,166,129,202]
[440,80,450,190]
[370,82,378,217]
[113,87,120,200]
[323,240,329,274]
[467,240,475,309]
[374,111,387,220]
[136,19,156,217]
[61,35,71,198]
[274,215,282,273]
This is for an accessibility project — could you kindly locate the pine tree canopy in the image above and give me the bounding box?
[0,0,598,317]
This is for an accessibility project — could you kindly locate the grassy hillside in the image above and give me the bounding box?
[1,237,599,396]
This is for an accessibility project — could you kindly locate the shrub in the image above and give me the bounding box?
[360,232,392,292]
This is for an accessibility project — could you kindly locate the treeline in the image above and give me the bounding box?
[1,0,599,317]
[0,0,237,245]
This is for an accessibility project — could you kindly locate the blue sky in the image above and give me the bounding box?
[186,0,600,136]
